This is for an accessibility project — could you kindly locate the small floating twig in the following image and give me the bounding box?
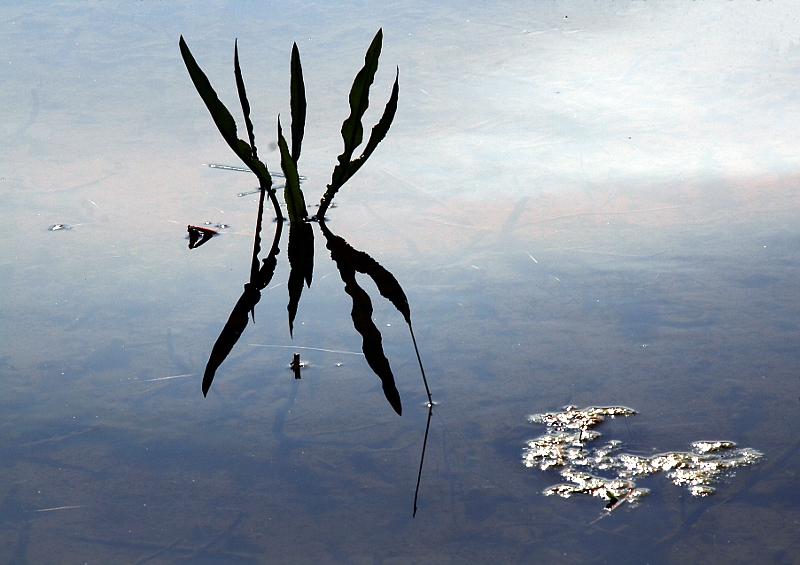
[290,353,302,379]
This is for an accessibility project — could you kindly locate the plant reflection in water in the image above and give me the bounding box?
[180,29,433,515]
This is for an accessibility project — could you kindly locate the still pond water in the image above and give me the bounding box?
[2,1,800,563]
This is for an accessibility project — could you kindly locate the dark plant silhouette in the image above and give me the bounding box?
[180,29,424,404]
[181,30,432,513]
[320,221,404,414]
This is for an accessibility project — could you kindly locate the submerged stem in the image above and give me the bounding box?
[413,402,433,518]
[251,181,283,284]
[249,183,267,284]
[250,178,283,285]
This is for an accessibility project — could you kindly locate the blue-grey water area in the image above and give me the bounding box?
[3,1,800,563]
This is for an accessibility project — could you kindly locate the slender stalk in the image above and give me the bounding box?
[408,324,432,405]
[413,402,433,518]
[233,38,283,225]
[267,183,283,221]
[250,179,283,286]
[249,181,267,284]
[264,205,284,260]
[410,323,432,516]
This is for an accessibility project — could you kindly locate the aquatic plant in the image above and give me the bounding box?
[181,29,433,516]
[180,28,430,435]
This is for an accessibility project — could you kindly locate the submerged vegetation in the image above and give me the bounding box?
[523,406,763,520]
[180,30,432,515]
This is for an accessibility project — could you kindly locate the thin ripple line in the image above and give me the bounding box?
[248,344,364,355]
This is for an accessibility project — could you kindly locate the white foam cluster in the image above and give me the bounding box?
[523,406,762,508]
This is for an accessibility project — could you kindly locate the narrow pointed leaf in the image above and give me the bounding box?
[277,117,308,224]
[290,43,306,163]
[358,300,402,416]
[340,29,383,158]
[319,221,409,323]
[286,221,314,337]
[317,32,398,219]
[323,223,402,415]
[180,36,272,189]
[203,216,283,396]
[318,29,383,215]
[348,67,399,174]
[203,284,261,396]
[234,39,257,155]
[180,36,239,147]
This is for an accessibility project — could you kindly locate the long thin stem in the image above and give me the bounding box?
[408,324,432,405]
[249,181,267,284]
[250,180,283,285]
[267,184,283,222]
[413,402,433,517]
[232,39,283,225]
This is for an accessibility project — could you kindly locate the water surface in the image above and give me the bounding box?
[2,1,800,563]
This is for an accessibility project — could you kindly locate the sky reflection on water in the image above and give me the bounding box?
[2,1,800,563]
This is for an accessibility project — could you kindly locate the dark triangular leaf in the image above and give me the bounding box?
[234,39,257,155]
[323,223,402,415]
[290,43,306,163]
[203,283,261,396]
[203,212,283,396]
[277,117,308,224]
[286,221,314,337]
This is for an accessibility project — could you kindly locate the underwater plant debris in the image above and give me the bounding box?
[523,406,762,509]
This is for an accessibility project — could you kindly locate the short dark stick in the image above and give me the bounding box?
[291,353,301,379]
